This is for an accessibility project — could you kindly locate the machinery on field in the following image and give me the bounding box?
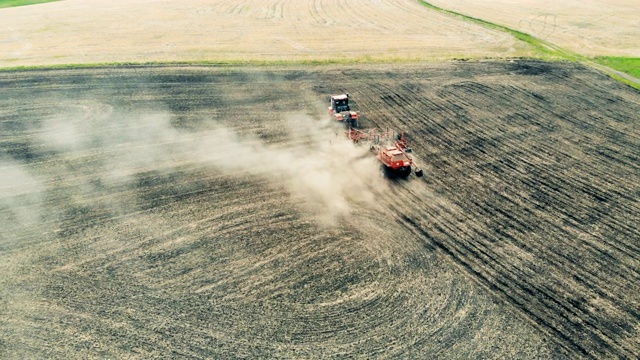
[328,93,423,179]
[329,93,359,128]
[347,127,424,178]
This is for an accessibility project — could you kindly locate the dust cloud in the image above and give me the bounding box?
[33,104,385,226]
[194,115,386,225]
[0,157,44,228]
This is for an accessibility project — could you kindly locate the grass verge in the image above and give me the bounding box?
[593,57,640,78]
[608,74,640,90]
[592,57,640,90]
[0,0,59,8]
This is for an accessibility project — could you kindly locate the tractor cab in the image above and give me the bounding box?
[331,95,350,113]
[329,93,359,127]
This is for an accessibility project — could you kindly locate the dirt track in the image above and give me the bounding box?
[1,60,638,358]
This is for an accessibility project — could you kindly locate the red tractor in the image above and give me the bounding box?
[329,93,359,128]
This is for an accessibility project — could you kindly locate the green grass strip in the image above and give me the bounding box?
[592,57,640,90]
[590,58,640,90]
[0,0,59,8]
[592,57,640,78]
[609,74,640,90]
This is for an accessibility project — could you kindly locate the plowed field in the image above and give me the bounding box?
[1,60,639,358]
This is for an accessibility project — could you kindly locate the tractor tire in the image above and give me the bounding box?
[399,166,412,178]
[380,164,389,178]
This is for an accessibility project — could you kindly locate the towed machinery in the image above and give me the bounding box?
[329,93,423,179]
[329,93,359,128]
[376,143,424,178]
[347,127,424,178]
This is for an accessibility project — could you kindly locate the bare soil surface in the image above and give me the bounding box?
[1,60,638,358]
[428,0,640,57]
[0,0,533,68]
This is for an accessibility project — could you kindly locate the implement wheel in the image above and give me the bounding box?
[399,166,411,178]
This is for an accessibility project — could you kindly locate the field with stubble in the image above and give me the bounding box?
[1,60,638,359]
[0,0,533,68]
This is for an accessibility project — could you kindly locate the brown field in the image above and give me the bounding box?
[1,61,639,358]
[428,0,640,57]
[1,1,639,359]
[0,0,533,68]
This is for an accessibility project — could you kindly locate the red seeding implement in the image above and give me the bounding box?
[347,127,424,179]
[329,93,423,179]
[329,93,359,128]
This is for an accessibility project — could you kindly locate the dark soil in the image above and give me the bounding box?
[1,60,638,359]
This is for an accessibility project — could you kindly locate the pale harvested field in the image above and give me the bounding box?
[429,0,640,57]
[0,0,535,68]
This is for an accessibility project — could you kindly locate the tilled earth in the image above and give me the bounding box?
[1,60,638,358]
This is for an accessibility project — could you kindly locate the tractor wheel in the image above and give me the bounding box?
[399,166,411,178]
[379,164,389,178]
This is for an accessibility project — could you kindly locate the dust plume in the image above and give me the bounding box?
[0,157,44,228]
[193,115,385,225]
[34,102,385,226]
